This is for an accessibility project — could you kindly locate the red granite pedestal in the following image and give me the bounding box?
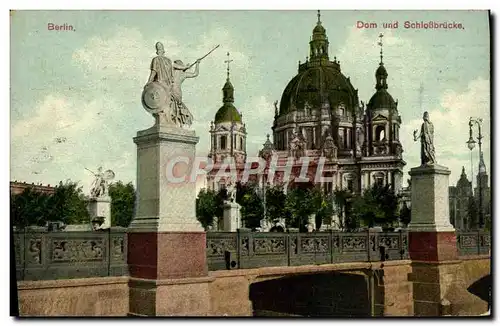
[409,231,458,262]
[128,232,207,279]
[127,232,212,316]
[408,231,480,316]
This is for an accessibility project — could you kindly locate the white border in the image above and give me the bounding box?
[3,1,498,325]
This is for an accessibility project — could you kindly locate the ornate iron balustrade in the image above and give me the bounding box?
[206,230,409,271]
[14,227,128,281]
[456,230,491,257]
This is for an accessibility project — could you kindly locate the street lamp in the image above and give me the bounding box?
[255,176,268,221]
[466,117,484,229]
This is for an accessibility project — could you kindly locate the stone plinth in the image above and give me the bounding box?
[87,196,111,229]
[406,164,462,316]
[128,124,204,232]
[407,164,454,232]
[127,124,209,316]
[223,201,241,232]
[407,164,457,262]
[128,277,213,316]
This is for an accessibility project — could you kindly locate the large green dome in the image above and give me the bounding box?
[278,61,359,116]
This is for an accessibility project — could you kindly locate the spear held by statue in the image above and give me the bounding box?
[184,44,220,70]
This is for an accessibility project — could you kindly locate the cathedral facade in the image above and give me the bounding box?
[207,12,406,196]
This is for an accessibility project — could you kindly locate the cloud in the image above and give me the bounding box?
[337,27,490,186]
[400,77,490,186]
[241,95,275,154]
[11,25,254,193]
[10,93,136,192]
[337,27,432,116]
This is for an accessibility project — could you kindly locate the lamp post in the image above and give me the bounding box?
[256,175,268,222]
[466,117,484,229]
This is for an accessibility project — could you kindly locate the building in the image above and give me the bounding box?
[207,11,406,196]
[447,153,491,231]
[475,152,491,227]
[10,181,56,196]
[448,167,473,230]
[207,52,248,190]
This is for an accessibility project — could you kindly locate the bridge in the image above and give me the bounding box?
[14,228,490,316]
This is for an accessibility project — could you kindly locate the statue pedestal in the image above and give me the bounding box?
[223,201,241,232]
[127,123,209,316]
[87,196,111,229]
[128,124,204,232]
[407,164,463,316]
[408,164,455,233]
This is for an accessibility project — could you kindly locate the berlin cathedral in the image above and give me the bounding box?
[206,11,406,197]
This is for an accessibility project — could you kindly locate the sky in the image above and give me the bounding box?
[10,10,491,193]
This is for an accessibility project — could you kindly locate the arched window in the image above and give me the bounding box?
[338,105,345,116]
[375,125,385,141]
[220,135,227,150]
[240,137,243,150]
[338,128,345,149]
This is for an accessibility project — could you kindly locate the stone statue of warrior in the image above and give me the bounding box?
[147,42,190,87]
[413,111,436,166]
[171,59,200,127]
[145,42,190,125]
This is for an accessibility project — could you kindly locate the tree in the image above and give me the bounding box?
[310,189,334,230]
[284,187,315,231]
[351,184,399,228]
[333,189,351,229]
[108,181,136,227]
[11,181,91,228]
[48,181,90,225]
[236,183,263,229]
[11,187,51,228]
[399,202,411,227]
[196,188,219,230]
[265,185,287,223]
[215,188,226,220]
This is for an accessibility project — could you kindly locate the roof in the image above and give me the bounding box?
[214,103,242,124]
[278,62,358,116]
[368,89,397,111]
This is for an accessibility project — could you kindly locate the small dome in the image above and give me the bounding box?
[313,23,326,34]
[214,103,242,124]
[368,89,396,110]
[376,64,388,77]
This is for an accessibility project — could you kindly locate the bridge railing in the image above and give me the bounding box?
[13,228,490,279]
[206,229,409,271]
[456,230,491,257]
[14,227,128,281]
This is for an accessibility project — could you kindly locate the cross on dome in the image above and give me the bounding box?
[378,33,384,65]
[224,52,233,80]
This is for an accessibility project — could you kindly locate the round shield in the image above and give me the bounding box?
[142,82,169,112]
